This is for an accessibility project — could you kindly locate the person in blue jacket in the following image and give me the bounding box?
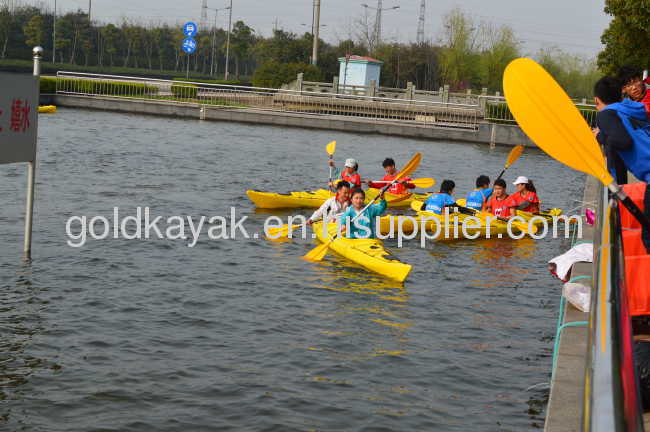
[595,76,650,184]
[340,188,387,239]
[465,175,493,210]
[422,180,456,214]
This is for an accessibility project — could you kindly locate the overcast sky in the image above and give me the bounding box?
[54,0,609,57]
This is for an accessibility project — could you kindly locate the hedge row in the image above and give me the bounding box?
[40,76,158,96]
[171,83,198,98]
[486,102,596,126]
[172,77,242,86]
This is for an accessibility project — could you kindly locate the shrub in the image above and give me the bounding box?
[40,76,57,93]
[252,61,323,88]
[54,77,158,96]
[171,83,198,98]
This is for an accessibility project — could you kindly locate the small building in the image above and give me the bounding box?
[338,55,383,87]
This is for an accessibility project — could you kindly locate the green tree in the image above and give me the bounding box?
[23,14,43,47]
[101,23,120,66]
[230,20,254,78]
[598,0,650,74]
[252,61,322,88]
[438,8,478,90]
[478,24,520,92]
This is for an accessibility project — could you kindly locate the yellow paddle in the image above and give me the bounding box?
[370,177,436,189]
[326,141,337,191]
[266,224,303,240]
[304,152,422,262]
[496,145,524,181]
[503,58,650,231]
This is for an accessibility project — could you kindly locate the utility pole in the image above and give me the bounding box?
[88,0,91,22]
[52,0,57,62]
[208,5,230,77]
[374,0,382,49]
[361,2,399,51]
[311,0,321,65]
[201,0,208,31]
[224,0,233,80]
[417,0,425,45]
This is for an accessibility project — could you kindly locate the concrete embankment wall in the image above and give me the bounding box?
[544,176,599,432]
[50,94,534,148]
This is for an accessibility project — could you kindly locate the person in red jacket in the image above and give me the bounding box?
[508,176,540,214]
[618,65,650,116]
[367,158,414,195]
[483,179,512,218]
[329,158,362,188]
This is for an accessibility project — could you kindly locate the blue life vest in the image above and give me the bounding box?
[465,188,493,210]
[604,100,650,183]
[424,193,455,215]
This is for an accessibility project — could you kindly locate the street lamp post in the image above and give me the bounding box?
[301,22,327,64]
[224,0,233,80]
[208,5,230,77]
[52,0,57,62]
[311,0,320,66]
[361,1,399,50]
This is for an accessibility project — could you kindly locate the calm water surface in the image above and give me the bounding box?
[0,108,583,431]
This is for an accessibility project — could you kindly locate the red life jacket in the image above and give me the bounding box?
[341,171,361,188]
[487,195,511,218]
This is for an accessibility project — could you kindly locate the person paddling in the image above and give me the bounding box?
[508,176,540,214]
[340,188,387,239]
[483,179,511,218]
[367,158,414,195]
[421,180,456,215]
[465,175,493,210]
[307,181,351,225]
[329,158,362,189]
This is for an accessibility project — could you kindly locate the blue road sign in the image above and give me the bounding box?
[182,37,197,54]
[183,22,198,38]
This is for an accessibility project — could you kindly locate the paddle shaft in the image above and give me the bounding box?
[328,155,334,192]
[495,168,506,182]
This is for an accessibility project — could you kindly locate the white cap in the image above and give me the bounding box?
[344,158,357,168]
[513,176,529,185]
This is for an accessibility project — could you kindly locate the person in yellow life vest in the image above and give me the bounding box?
[329,158,362,189]
[367,158,415,195]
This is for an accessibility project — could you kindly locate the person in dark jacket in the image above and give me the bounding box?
[594,76,632,184]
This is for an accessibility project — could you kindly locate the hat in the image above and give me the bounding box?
[344,158,357,168]
[513,176,529,185]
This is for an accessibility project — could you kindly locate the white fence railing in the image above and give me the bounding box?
[55,71,482,129]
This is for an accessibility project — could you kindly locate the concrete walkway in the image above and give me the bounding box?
[544,176,599,431]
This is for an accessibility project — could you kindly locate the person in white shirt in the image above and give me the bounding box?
[307,181,351,225]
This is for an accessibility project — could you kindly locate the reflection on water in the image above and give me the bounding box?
[0,267,53,423]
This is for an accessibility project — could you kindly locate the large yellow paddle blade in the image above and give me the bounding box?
[503,58,613,186]
[505,145,524,169]
[410,177,435,188]
[326,140,337,156]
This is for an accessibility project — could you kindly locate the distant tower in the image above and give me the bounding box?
[417,0,426,44]
[200,0,208,31]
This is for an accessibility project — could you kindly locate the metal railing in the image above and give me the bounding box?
[55,71,481,129]
[480,95,597,127]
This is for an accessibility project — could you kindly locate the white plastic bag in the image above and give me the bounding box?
[562,282,591,312]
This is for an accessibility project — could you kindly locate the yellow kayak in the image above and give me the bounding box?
[38,105,57,114]
[246,188,430,209]
[312,222,412,282]
[455,198,563,227]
